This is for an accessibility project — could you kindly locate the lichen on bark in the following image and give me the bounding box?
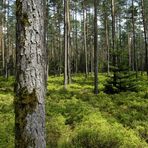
[15,87,42,147]
[15,87,38,129]
[18,87,37,105]
[16,1,31,27]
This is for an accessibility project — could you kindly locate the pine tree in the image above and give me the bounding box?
[15,0,47,147]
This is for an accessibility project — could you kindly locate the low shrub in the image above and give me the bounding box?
[61,113,147,148]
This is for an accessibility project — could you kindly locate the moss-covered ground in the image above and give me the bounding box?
[0,74,148,147]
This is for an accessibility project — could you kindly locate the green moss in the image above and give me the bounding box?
[1,74,148,147]
[0,93,14,148]
[60,113,147,148]
[21,13,31,27]
[14,87,38,130]
[16,1,31,27]
[18,87,37,105]
[14,87,38,147]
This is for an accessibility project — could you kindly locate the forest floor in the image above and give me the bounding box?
[0,74,148,148]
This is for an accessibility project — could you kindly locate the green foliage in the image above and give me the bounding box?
[0,78,15,148]
[104,69,138,94]
[61,113,147,148]
[46,74,148,147]
[46,115,69,148]
[0,94,14,148]
[0,74,148,147]
[0,77,14,93]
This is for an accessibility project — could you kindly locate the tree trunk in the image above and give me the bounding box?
[3,0,8,78]
[64,0,71,86]
[64,0,68,89]
[75,2,78,73]
[0,15,4,75]
[141,0,148,75]
[1,0,5,75]
[132,0,138,77]
[94,0,99,94]
[6,0,10,78]
[105,15,110,75]
[128,33,132,69]
[111,0,117,86]
[15,0,47,147]
[67,0,71,84]
[83,2,88,78]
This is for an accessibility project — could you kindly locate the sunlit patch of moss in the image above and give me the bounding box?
[60,113,147,148]
[46,114,70,148]
[0,93,14,148]
[1,73,148,147]
[46,73,148,147]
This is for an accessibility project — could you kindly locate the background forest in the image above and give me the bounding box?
[0,0,148,147]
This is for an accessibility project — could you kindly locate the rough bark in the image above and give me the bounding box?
[15,0,47,147]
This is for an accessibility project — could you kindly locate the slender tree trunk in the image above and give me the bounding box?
[128,33,132,70]
[64,0,68,89]
[118,15,122,64]
[12,40,15,75]
[105,15,110,75]
[57,6,62,76]
[88,8,93,75]
[45,0,49,79]
[75,2,78,73]
[83,2,88,78]
[0,1,2,75]
[15,0,47,147]
[141,0,148,75]
[67,0,71,84]
[2,0,5,76]
[94,0,99,94]
[111,0,117,86]
[3,0,8,78]
[59,34,62,75]
[91,45,94,75]
[132,0,138,77]
[6,0,10,78]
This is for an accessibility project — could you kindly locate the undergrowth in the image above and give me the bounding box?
[0,74,148,147]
